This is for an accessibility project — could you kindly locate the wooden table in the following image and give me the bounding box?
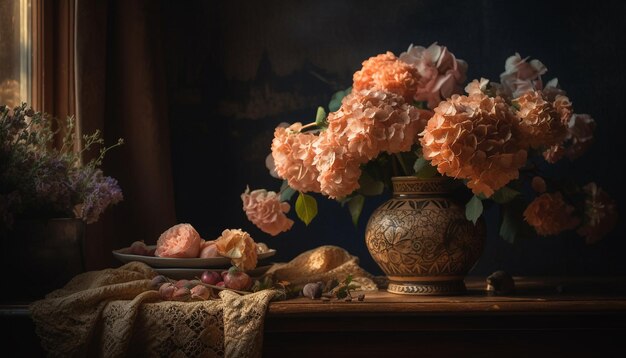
[2,276,626,357]
[263,277,626,357]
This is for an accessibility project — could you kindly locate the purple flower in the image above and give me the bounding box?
[71,168,123,224]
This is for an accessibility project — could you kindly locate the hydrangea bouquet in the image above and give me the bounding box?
[241,43,617,244]
[0,103,124,230]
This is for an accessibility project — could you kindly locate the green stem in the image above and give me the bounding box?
[391,154,399,177]
[394,153,409,176]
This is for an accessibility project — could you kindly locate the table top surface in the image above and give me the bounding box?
[3,276,626,317]
[267,276,626,317]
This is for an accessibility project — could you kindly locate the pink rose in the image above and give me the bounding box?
[241,187,294,236]
[154,223,202,258]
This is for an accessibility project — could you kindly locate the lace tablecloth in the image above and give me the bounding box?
[30,245,377,357]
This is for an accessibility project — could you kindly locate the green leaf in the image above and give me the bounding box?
[295,192,318,225]
[335,288,348,299]
[347,195,365,226]
[412,100,428,109]
[358,172,384,196]
[279,181,296,201]
[500,199,535,243]
[315,106,327,127]
[335,196,350,207]
[328,87,352,112]
[412,157,427,174]
[414,161,438,178]
[490,186,520,204]
[465,195,483,224]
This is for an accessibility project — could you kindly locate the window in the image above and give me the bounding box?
[0,0,75,118]
[0,0,32,107]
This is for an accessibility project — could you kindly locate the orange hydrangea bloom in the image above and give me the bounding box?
[353,52,420,102]
[326,89,425,162]
[523,192,580,236]
[420,79,528,198]
[313,130,362,199]
[553,95,573,124]
[271,122,321,193]
[515,91,567,149]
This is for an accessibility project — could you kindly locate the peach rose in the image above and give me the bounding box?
[241,186,294,236]
[523,192,580,236]
[155,223,202,258]
[215,229,258,270]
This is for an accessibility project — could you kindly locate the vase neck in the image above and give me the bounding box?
[391,176,451,196]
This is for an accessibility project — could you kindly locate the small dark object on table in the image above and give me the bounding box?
[486,270,515,295]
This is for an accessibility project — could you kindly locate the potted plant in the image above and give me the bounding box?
[240,44,617,295]
[0,103,123,300]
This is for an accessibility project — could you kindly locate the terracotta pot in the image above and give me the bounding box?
[1,218,85,302]
[365,176,485,295]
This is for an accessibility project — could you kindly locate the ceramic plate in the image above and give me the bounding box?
[112,245,276,268]
[153,265,273,280]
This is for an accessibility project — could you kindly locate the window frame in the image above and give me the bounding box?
[31,0,75,121]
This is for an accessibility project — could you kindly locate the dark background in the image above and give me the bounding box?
[161,0,625,277]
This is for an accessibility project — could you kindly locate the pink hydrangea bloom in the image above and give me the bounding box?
[271,122,321,193]
[565,113,595,160]
[399,42,468,109]
[499,53,547,99]
[241,186,294,236]
[155,223,202,258]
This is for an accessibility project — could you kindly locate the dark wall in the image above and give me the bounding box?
[162,0,626,276]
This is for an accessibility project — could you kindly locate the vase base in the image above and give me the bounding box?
[387,280,466,295]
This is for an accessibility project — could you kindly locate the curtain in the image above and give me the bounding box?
[75,0,176,270]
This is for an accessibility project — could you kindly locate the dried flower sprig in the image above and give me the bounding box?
[0,103,124,229]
